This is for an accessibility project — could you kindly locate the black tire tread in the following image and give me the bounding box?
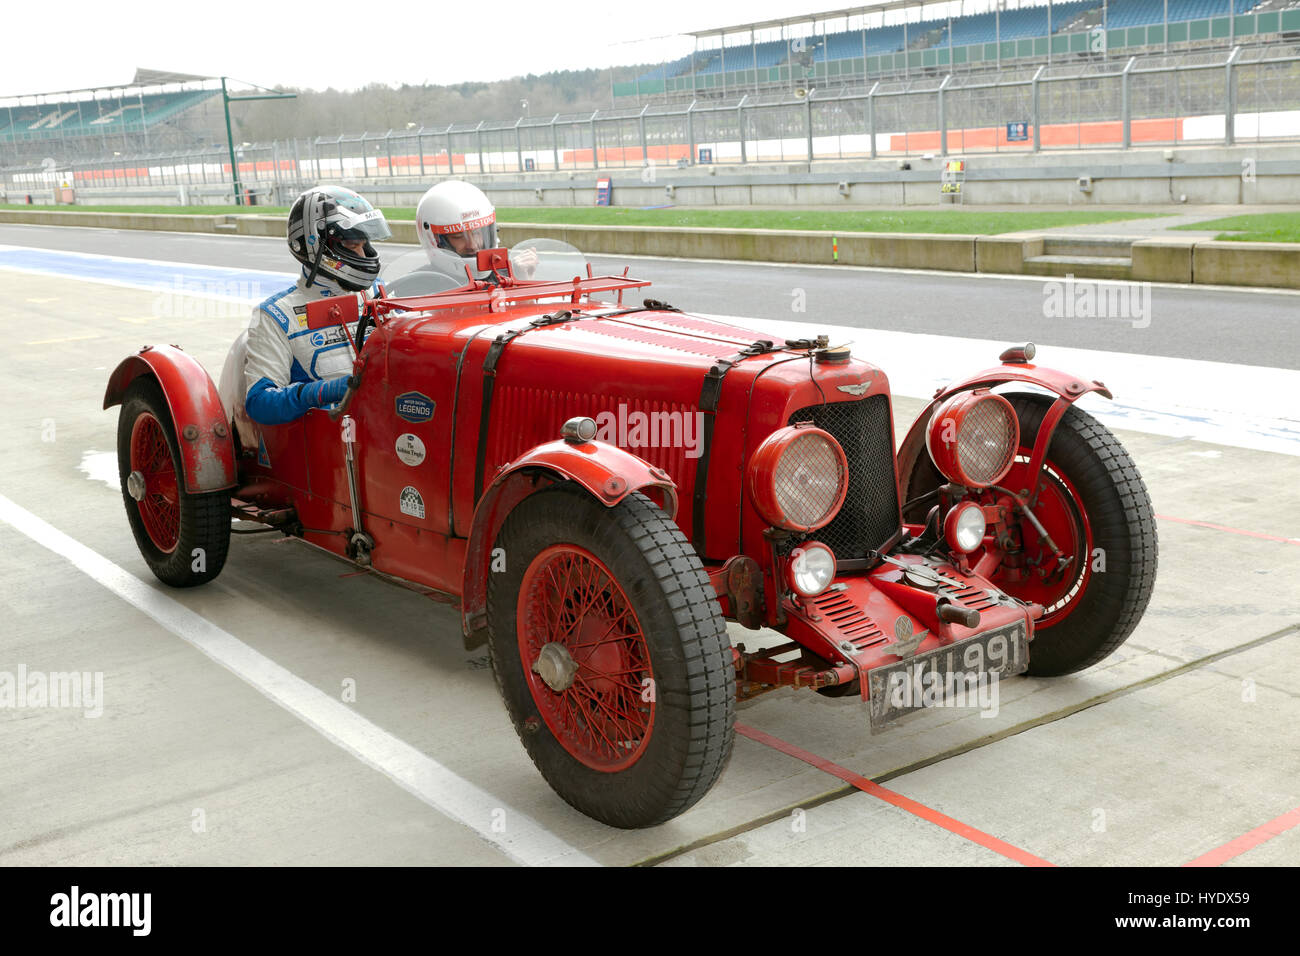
[487,483,735,828]
[902,392,1157,677]
[117,377,231,587]
[1009,393,1158,675]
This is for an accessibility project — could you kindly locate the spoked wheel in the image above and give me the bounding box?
[905,392,1158,676]
[488,484,735,828]
[117,377,231,587]
[129,411,181,553]
[517,544,655,773]
[993,454,1094,629]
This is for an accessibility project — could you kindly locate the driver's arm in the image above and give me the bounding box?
[243,305,347,425]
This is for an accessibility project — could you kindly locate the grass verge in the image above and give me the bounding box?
[0,203,1169,235]
[1171,213,1300,243]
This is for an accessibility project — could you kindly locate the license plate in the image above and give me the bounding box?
[866,621,1029,732]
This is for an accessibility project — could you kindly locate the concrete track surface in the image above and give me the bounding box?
[0,224,1297,867]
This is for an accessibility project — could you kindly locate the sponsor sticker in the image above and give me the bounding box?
[395,433,426,467]
[395,391,435,423]
[399,486,425,519]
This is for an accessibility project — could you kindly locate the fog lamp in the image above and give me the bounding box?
[788,542,836,598]
[944,502,987,554]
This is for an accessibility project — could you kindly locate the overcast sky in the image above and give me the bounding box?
[1,0,870,96]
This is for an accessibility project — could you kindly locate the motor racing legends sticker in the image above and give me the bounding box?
[399,486,425,519]
[395,433,426,467]
[395,391,435,423]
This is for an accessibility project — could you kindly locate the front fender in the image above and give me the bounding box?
[897,360,1112,498]
[104,344,237,494]
[459,438,678,649]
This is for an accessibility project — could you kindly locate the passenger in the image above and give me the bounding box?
[415,180,537,281]
[243,185,391,425]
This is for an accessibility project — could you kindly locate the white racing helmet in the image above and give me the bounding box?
[416,181,498,278]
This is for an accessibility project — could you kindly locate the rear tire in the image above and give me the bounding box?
[487,484,735,828]
[117,377,231,587]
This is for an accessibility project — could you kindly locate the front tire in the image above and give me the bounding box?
[117,377,231,587]
[906,393,1157,676]
[487,484,735,828]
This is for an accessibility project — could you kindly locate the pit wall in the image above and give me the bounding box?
[1,207,1295,290]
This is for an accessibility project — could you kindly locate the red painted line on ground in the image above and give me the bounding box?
[1183,804,1300,867]
[735,722,1055,867]
[1156,513,1300,545]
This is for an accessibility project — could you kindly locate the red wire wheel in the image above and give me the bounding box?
[486,484,735,828]
[516,545,654,773]
[993,454,1093,627]
[129,411,181,553]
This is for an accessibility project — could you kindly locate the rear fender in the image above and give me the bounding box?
[104,344,237,493]
[459,438,678,649]
[897,361,1112,506]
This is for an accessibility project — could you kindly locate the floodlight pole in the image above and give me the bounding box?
[222,77,297,206]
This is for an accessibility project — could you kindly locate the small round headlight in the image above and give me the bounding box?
[925,390,1019,488]
[749,425,848,532]
[788,542,836,597]
[944,502,987,553]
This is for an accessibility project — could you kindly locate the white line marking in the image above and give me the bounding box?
[701,313,1300,457]
[0,493,597,867]
[0,241,295,279]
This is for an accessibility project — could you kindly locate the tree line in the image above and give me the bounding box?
[227,69,643,141]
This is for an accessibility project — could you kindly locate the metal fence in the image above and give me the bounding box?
[3,44,1298,199]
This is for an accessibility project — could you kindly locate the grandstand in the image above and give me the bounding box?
[0,70,224,166]
[617,0,1300,100]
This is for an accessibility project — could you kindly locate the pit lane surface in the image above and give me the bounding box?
[1,225,1297,866]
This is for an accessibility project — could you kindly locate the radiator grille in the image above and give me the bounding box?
[783,395,901,561]
[485,387,697,493]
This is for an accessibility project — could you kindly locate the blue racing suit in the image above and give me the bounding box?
[243,269,379,425]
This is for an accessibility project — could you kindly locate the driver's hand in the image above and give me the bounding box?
[511,247,540,279]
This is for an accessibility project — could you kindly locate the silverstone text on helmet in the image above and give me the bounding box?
[416,181,498,274]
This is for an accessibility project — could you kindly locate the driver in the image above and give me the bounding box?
[243,185,391,424]
[415,180,537,281]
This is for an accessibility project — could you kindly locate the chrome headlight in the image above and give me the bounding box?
[749,425,848,532]
[925,390,1020,489]
[788,542,836,597]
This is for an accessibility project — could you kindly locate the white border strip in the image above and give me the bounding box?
[701,313,1300,457]
[0,493,597,867]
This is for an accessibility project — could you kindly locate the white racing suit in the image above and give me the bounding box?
[241,269,379,425]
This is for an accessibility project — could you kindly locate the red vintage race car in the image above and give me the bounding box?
[105,242,1157,829]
